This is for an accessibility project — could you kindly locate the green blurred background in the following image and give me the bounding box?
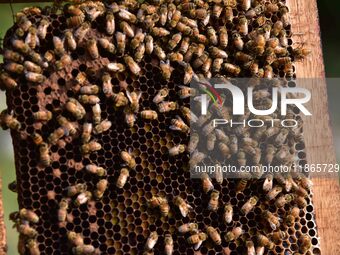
[0,1,339,254]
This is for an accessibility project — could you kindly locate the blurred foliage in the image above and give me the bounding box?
[0,1,338,255]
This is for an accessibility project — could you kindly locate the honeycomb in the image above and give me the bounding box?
[0,1,321,255]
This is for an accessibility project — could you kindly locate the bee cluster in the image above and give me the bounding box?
[0,0,319,255]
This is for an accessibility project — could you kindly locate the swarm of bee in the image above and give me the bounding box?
[0,0,317,254]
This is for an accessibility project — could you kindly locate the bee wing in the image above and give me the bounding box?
[269,222,277,230]
[169,125,181,131]
[190,111,198,123]
[126,90,133,103]
[137,91,142,101]
[179,205,188,217]
[193,240,203,251]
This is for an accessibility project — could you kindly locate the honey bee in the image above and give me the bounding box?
[39,143,50,166]
[187,232,207,250]
[256,246,265,255]
[79,95,100,105]
[79,85,99,95]
[170,116,189,133]
[74,191,92,206]
[245,240,255,255]
[285,207,300,226]
[154,44,166,60]
[130,29,145,50]
[24,61,42,74]
[19,209,39,223]
[241,196,258,215]
[231,32,244,51]
[123,107,135,128]
[178,223,198,234]
[271,20,283,37]
[27,239,40,255]
[223,203,233,224]
[121,150,136,169]
[134,43,146,63]
[0,110,20,131]
[262,173,273,192]
[153,88,169,104]
[201,173,214,193]
[177,86,196,99]
[85,164,106,176]
[48,127,67,145]
[292,47,311,60]
[93,179,108,200]
[107,63,126,73]
[124,56,141,75]
[67,231,84,247]
[158,4,168,25]
[120,21,134,38]
[218,142,232,159]
[25,71,46,83]
[145,35,154,54]
[174,196,192,217]
[17,15,32,31]
[3,49,24,63]
[114,32,126,56]
[67,11,85,28]
[105,11,115,35]
[86,39,99,59]
[18,223,38,238]
[160,60,173,80]
[98,38,116,54]
[157,101,177,114]
[58,198,69,222]
[81,123,93,144]
[74,22,90,42]
[205,226,221,245]
[81,141,102,155]
[295,196,307,208]
[223,63,241,76]
[145,231,158,251]
[11,39,30,55]
[299,235,312,253]
[263,211,280,230]
[115,168,129,189]
[8,181,17,193]
[295,173,313,191]
[4,62,24,74]
[93,120,112,135]
[224,227,243,242]
[168,144,186,157]
[118,9,137,23]
[25,26,40,49]
[189,150,206,167]
[188,133,199,153]
[139,110,157,120]
[55,54,72,71]
[168,8,181,27]
[279,30,288,47]
[208,190,220,212]
[0,72,17,90]
[72,244,95,255]
[236,179,248,194]
[52,36,66,57]
[266,185,282,201]
[164,234,173,255]
[269,230,287,245]
[257,234,274,250]
[276,194,294,208]
[67,183,87,197]
[112,92,129,107]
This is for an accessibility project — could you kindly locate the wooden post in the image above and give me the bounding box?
[288,0,340,254]
[0,178,7,255]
